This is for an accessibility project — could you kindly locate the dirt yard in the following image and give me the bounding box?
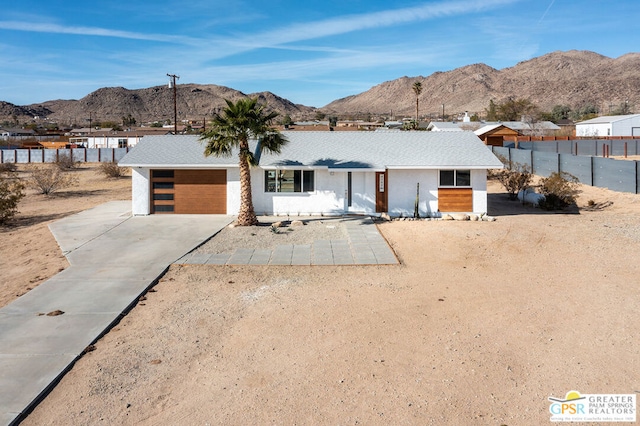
[3,169,639,425]
[0,164,131,307]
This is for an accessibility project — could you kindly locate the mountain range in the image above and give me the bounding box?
[1,50,638,126]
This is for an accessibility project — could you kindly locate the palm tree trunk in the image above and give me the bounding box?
[237,145,258,226]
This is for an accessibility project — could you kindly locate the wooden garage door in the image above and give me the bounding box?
[151,170,226,214]
[438,188,473,212]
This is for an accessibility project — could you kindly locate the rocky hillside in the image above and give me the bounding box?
[1,50,638,125]
[3,84,316,126]
[323,50,640,118]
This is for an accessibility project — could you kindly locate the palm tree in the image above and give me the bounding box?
[200,98,288,226]
[412,80,423,129]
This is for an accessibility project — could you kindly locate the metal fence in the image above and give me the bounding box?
[512,140,640,157]
[0,147,129,164]
[492,146,640,194]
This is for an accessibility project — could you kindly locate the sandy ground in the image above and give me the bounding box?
[0,164,131,308]
[4,171,640,425]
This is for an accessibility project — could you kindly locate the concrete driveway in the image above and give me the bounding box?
[0,201,232,425]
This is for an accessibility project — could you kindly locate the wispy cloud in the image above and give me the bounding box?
[224,0,521,51]
[0,21,198,44]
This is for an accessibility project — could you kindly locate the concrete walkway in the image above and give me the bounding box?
[0,205,396,425]
[175,217,398,266]
[0,201,233,426]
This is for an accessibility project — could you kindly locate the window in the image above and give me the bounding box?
[118,139,128,148]
[439,170,471,187]
[152,170,174,178]
[265,170,314,192]
[153,182,174,189]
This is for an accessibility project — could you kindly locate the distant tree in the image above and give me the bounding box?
[611,101,632,115]
[485,100,498,121]
[315,111,326,121]
[547,105,571,122]
[328,116,338,127]
[412,80,423,129]
[280,114,293,127]
[470,113,480,122]
[496,97,538,121]
[571,103,598,121]
[200,98,288,226]
[122,114,136,127]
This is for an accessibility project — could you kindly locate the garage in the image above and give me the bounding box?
[151,169,227,214]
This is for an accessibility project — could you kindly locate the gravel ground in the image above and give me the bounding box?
[194,216,350,254]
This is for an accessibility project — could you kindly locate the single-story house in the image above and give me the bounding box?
[118,132,503,217]
[474,124,520,146]
[575,114,640,137]
[481,120,559,136]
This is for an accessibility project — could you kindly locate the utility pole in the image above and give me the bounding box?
[167,73,179,134]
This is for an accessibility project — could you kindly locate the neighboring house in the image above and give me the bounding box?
[68,129,173,148]
[427,122,465,132]
[0,128,36,141]
[497,121,560,136]
[575,114,640,137]
[119,132,503,217]
[474,124,520,146]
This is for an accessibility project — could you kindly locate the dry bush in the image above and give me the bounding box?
[489,154,533,200]
[538,172,581,210]
[99,161,127,178]
[28,165,78,195]
[0,173,25,225]
[0,163,18,174]
[56,152,80,170]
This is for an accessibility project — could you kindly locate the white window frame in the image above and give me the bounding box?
[264,169,315,193]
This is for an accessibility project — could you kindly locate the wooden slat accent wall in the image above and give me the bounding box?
[438,188,473,212]
[174,170,227,214]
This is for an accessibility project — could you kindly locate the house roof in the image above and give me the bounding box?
[576,114,640,125]
[119,132,503,170]
[474,124,519,137]
[496,121,560,131]
[426,122,465,132]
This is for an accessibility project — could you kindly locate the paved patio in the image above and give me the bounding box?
[175,217,398,266]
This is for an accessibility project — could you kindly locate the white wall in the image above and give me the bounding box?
[131,168,150,215]
[348,172,376,213]
[471,169,488,213]
[576,123,610,137]
[387,169,438,216]
[131,166,489,216]
[612,116,640,136]
[87,136,141,148]
[227,168,241,214]
[251,169,346,215]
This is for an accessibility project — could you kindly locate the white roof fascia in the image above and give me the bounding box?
[260,165,329,170]
[128,163,239,169]
[328,167,386,172]
[386,165,501,170]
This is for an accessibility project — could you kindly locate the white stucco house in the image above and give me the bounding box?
[118,132,503,217]
[575,114,640,137]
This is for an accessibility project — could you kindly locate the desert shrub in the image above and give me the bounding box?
[28,165,78,195]
[537,172,581,210]
[490,154,533,200]
[0,162,18,173]
[56,152,80,170]
[0,174,25,225]
[99,161,127,178]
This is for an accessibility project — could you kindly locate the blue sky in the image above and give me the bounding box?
[1,0,638,107]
